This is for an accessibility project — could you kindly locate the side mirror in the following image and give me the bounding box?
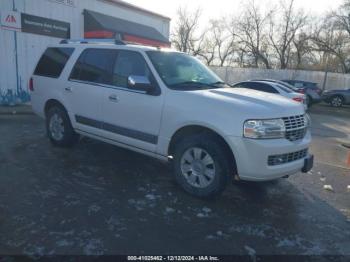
[127,75,152,92]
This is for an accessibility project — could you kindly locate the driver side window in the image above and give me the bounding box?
[112,50,151,88]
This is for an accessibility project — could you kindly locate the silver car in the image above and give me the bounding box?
[322,89,350,107]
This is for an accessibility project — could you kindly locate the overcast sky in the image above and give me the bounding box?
[124,0,343,22]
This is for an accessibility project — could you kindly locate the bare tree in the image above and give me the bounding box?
[311,18,350,73]
[196,34,217,65]
[310,0,350,73]
[209,19,236,66]
[290,31,314,69]
[171,7,202,54]
[233,0,272,69]
[268,0,307,69]
[170,0,350,72]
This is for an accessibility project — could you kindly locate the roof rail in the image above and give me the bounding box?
[59,38,126,45]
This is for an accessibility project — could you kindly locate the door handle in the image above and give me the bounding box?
[65,87,72,92]
[109,94,119,102]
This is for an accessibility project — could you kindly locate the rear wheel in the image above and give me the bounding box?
[46,106,79,147]
[172,133,231,198]
[330,95,344,107]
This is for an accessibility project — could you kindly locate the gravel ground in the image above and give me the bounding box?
[0,111,349,256]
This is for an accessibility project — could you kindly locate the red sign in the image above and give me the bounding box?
[1,11,21,31]
[5,15,17,23]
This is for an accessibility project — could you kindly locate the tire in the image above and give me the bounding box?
[306,95,312,107]
[46,105,79,147]
[330,95,344,107]
[172,133,231,198]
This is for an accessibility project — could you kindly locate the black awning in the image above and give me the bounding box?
[84,10,170,45]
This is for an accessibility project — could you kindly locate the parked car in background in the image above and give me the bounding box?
[322,88,350,107]
[281,80,322,107]
[232,81,307,110]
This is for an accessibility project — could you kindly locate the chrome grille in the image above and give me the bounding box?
[268,149,308,166]
[282,115,307,141]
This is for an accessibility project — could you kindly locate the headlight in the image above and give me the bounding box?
[244,118,286,139]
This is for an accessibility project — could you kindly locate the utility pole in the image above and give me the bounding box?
[12,0,20,106]
[322,53,329,92]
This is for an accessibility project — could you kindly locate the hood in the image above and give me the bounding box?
[198,87,305,118]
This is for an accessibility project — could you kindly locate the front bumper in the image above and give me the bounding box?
[226,131,312,181]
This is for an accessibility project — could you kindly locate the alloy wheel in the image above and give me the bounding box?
[180,147,216,188]
[49,113,65,141]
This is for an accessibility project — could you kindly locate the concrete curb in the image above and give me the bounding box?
[0,106,34,115]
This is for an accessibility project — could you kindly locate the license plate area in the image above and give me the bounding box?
[302,154,314,173]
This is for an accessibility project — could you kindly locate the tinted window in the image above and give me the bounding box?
[294,82,304,88]
[112,51,151,88]
[70,49,117,85]
[233,82,250,88]
[238,82,278,93]
[34,47,74,78]
[275,84,292,93]
[306,82,318,89]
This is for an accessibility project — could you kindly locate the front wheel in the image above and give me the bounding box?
[46,106,79,147]
[172,134,231,198]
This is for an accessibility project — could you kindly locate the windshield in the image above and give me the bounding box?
[147,51,223,90]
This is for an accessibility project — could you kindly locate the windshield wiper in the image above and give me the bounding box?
[169,81,207,87]
[210,81,226,85]
[209,81,227,87]
[168,81,223,89]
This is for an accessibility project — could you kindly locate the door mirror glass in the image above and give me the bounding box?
[127,75,152,92]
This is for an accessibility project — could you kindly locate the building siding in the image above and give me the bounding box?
[0,0,170,105]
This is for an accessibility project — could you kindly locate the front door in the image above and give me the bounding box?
[100,50,164,153]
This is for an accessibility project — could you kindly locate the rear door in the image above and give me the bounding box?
[31,47,74,117]
[66,48,117,135]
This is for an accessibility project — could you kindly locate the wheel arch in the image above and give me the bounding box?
[167,125,237,175]
[331,94,345,101]
[44,99,68,117]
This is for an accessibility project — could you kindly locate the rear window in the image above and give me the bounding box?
[34,47,74,78]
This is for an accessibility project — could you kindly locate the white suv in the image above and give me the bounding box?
[30,40,313,198]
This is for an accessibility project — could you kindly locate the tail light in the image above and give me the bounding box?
[293,97,304,103]
[29,77,34,91]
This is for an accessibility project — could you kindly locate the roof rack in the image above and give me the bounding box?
[59,38,126,45]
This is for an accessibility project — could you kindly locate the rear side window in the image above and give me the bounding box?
[70,49,117,85]
[275,84,292,93]
[34,48,74,78]
[241,82,279,94]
